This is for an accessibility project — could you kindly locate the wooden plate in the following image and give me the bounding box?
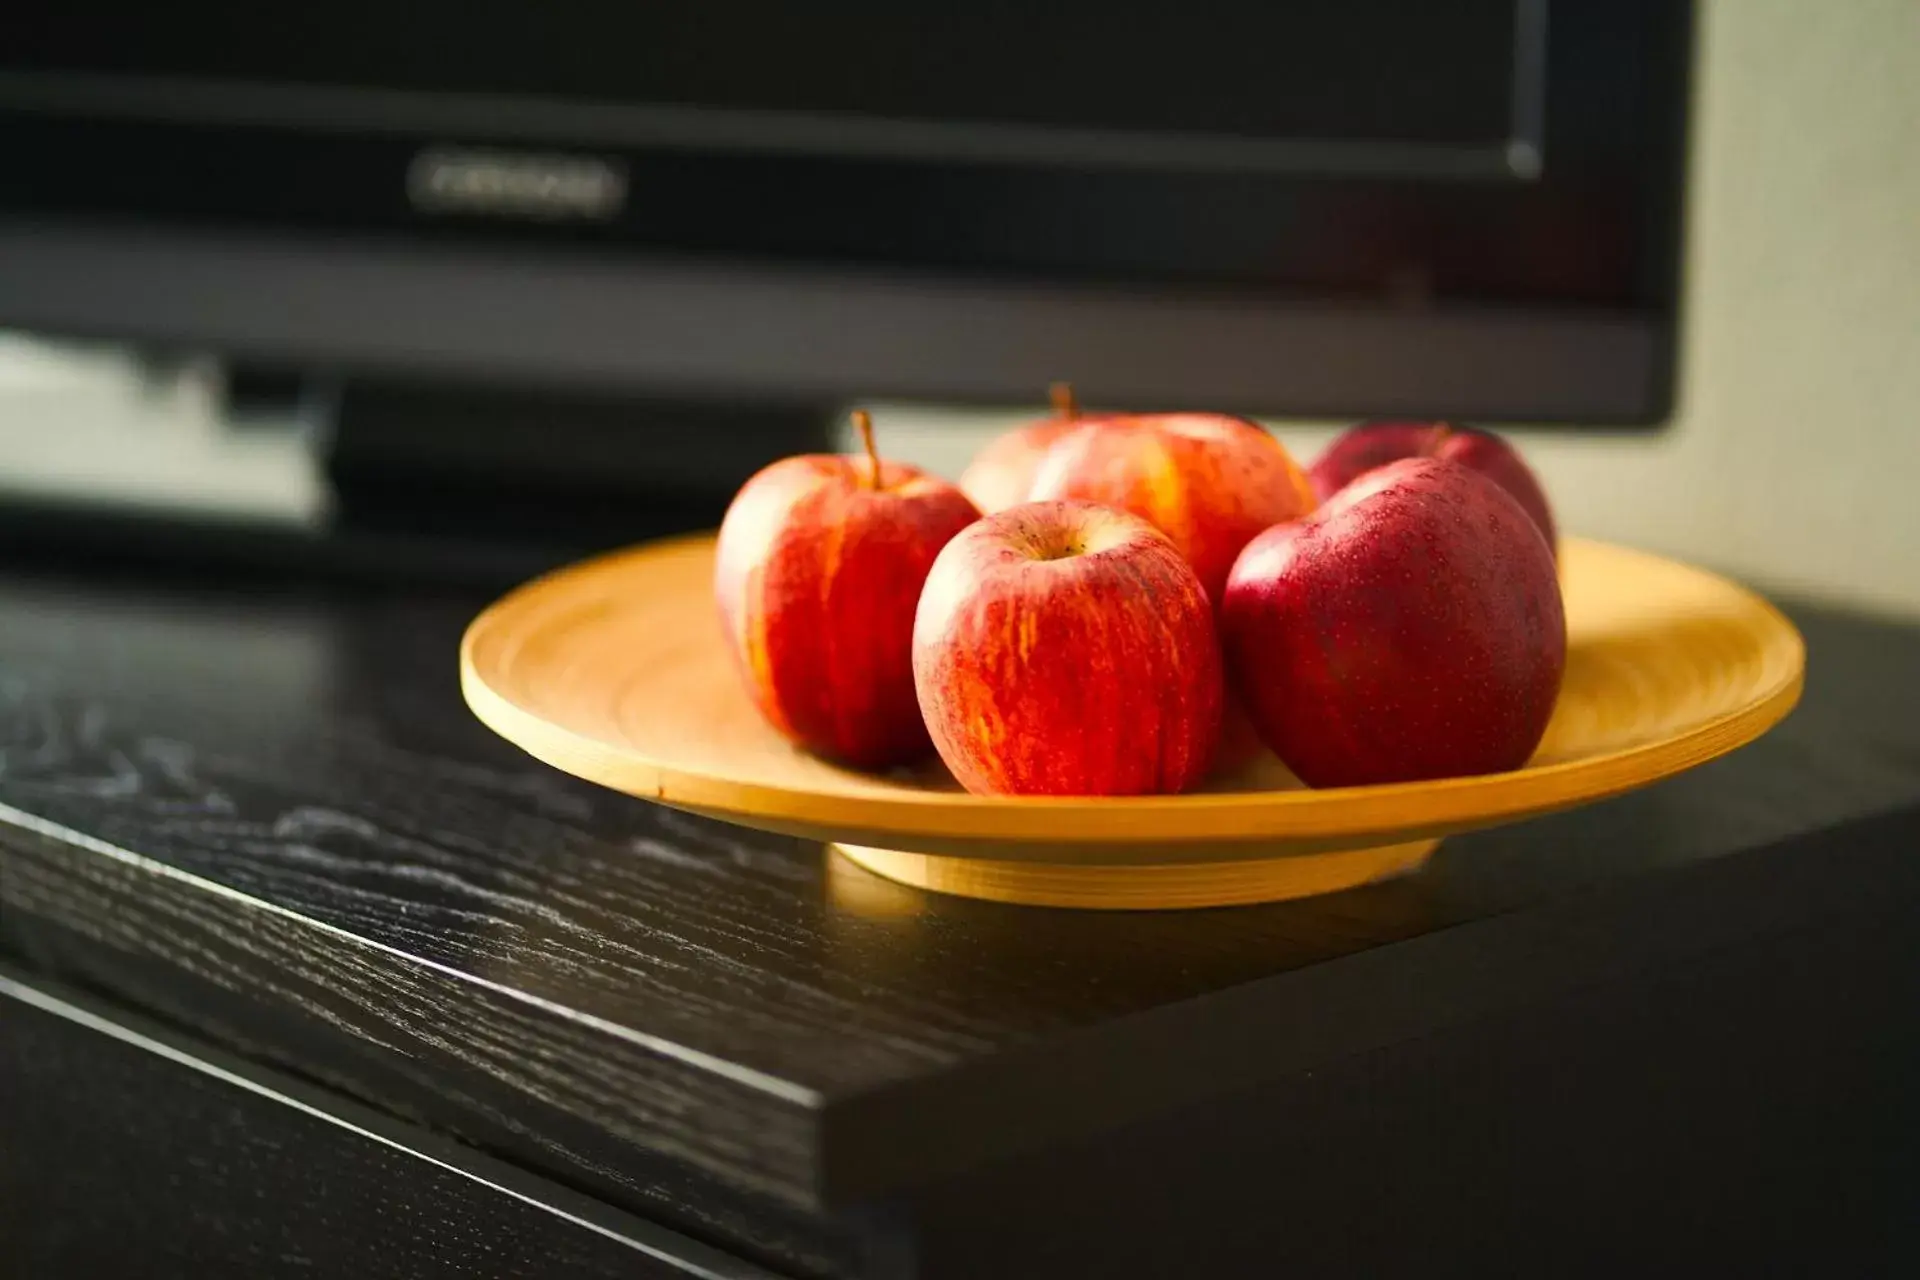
[461,535,1804,909]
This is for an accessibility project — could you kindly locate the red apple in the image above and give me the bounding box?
[1309,420,1557,551]
[1026,413,1317,608]
[913,500,1222,796]
[715,411,979,769]
[959,382,1097,515]
[1221,457,1565,788]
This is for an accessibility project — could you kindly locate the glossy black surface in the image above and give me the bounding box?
[0,969,772,1280]
[1,3,1683,303]
[0,4,1691,424]
[1,565,1918,1273]
[898,805,1920,1277]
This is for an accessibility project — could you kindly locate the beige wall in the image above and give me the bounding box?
[866,0,1920,616]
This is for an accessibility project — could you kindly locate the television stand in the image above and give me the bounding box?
[321,376,837,556]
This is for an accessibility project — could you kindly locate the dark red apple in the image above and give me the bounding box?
[1026,412,1318,608]
[913,500,1222,796]
[959,383,1097,515]
[1221,457,1565,788]
[1309,421,1557,552]
[714,410,979,769]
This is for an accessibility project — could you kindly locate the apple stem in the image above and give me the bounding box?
[1049,382,1080,420]
[1426,422,1453,455]
[851,409,881,488]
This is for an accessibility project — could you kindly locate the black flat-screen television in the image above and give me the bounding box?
[0,1,1691,426]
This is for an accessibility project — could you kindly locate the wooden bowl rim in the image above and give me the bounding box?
[460,534,1805,852]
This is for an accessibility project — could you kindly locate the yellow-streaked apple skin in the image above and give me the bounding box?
[715,454,978,769]
[913,500,1222,796]
[959,414,1104,515]
[1027,413,1317,609]
[1026,412,1315,775]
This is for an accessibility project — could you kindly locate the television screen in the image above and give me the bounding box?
[0,1,1691,421]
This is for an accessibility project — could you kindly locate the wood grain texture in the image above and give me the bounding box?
[0,569,1914,1235]
[1,971,774,1280]
[460,536,1805,892]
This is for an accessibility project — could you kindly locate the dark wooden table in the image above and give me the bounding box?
[2,566,1917,1278]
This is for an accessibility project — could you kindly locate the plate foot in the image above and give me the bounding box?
[829,839,1439,910]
